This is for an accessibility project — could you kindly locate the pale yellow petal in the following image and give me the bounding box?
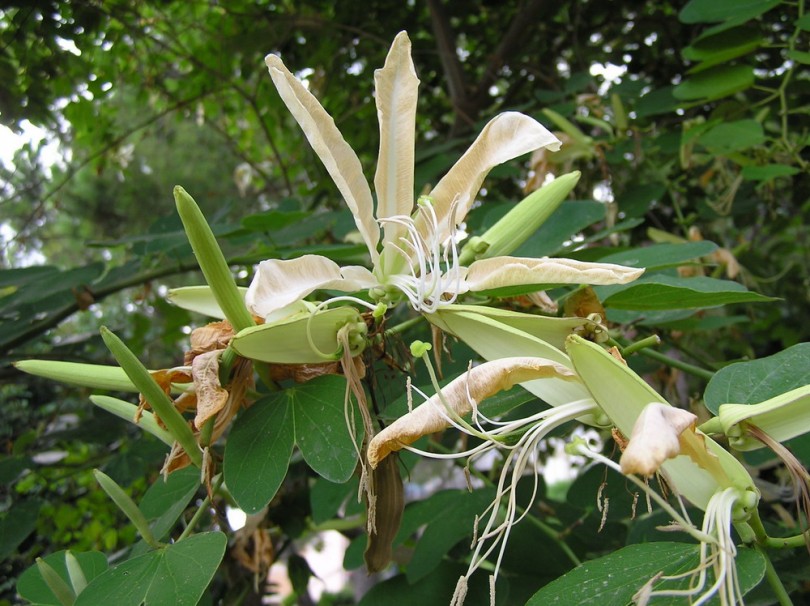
[265,54,379,259]
[367,357,577,467]
[245,255,377,319]
[427,112,561,238]
[462,256,644,292]
[428,309,593,408]
[620,403,697,476]
[374,31,419,254]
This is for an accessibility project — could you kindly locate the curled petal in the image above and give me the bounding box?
[462,256,644,292]
[367,357,577,467]
[620,403,697,476]
[266,54,379,259]
[427,113,561,239]
[245,255,377,320]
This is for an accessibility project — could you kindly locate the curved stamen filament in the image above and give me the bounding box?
[379,197,462,312]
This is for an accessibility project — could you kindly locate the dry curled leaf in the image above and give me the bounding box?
[367,357,577,468]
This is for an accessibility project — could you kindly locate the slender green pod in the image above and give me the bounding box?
[174,186,255,332]
[100,326,202,467]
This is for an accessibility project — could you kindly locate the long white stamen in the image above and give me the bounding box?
[379,197,462,312]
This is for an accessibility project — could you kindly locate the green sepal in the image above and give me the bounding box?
[231,306,366,363]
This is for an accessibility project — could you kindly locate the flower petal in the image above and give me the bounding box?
[428,309,595,409]
[620,402,697,476]
[462,256,644,292]
[245,255,377,319]
[367,356,577,467]
[427,112,561,238]
[265,54,379,260]
[374,31,419,254]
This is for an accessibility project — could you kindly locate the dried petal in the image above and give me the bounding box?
[620,403,697,476]
[367,357,576,467]
[192,350,229,428]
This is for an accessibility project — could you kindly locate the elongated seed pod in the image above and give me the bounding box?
[364,454,404,573]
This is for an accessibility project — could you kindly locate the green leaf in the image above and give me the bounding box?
[139,467,200,542]
[359,561,507,606]
[510,200,604,258]
[289,375,362,484]
[796,13,810,31]
[698,120,765,154]
[0,498,42,560]
[526,542,764,605]
[684,26,763,73]
[741,164,801,181]
[310,475,359,525]
[786,49,810,64]
[704,343,810,414]
[679,0,781,23]
[224,393,295,514]
[597,241,718,271]
[596,275,776,310]
[17,551,108,606]
[406,489,495,583]
[673,65,755,102]
[74,532,226,606]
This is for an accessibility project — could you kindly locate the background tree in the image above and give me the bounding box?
[1,0,808,604]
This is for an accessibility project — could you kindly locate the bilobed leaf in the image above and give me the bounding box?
[17,550,108,605]
[224,393,294,513]
[525,542,765,605]
[290,375,361,483]
[74,532,226,606]
[597,275,776,310]
[704,343,810,413]
[673,65,755,101]
[679,0,781,23]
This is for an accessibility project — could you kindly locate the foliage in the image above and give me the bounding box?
[1,0,808,604]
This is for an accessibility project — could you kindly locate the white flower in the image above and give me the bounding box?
[246,32,642,320]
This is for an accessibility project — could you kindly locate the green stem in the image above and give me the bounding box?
[384,314,424,337]
[621,335,661,356]
[757,543,794,606]
[178,475,223,541]
[639,348,714,381]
